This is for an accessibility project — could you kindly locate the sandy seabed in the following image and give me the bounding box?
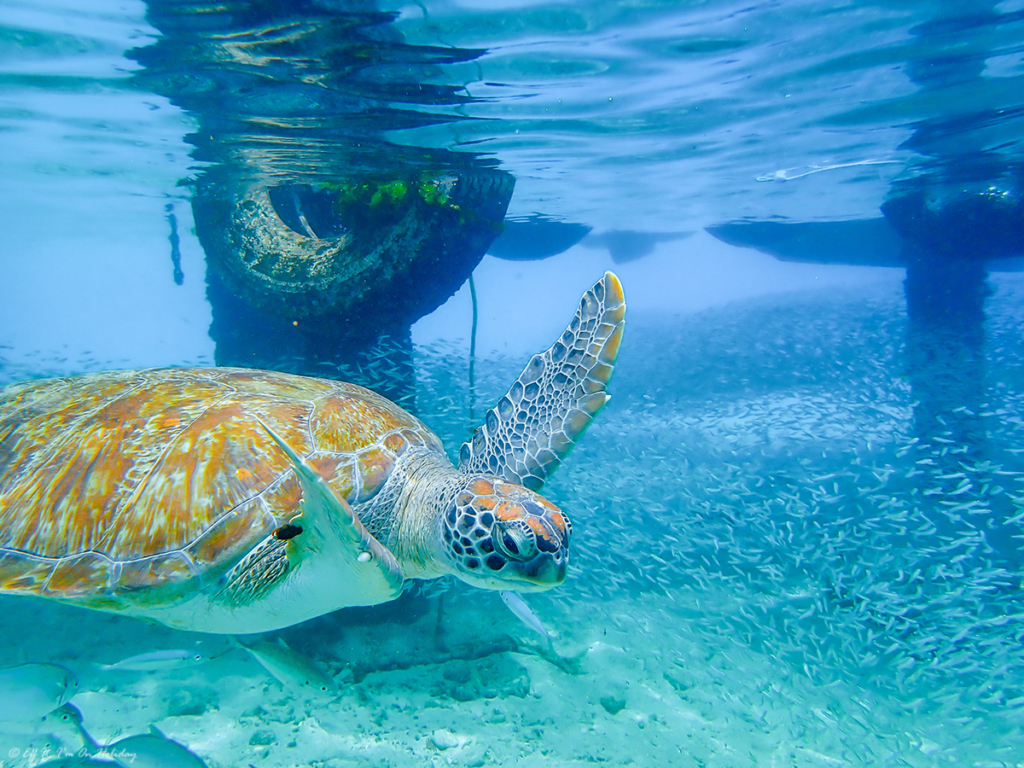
[0,577,1018,768]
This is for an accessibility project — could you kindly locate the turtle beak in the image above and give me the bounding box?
[512,551,567,589]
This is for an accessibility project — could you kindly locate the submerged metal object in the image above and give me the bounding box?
[130,1,515,395]
[193,171,513,353]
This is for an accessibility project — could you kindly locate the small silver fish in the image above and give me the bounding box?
[100,650,207,673]
[0,662,77,721]
[234,637,338,698]
[500,591,549,640]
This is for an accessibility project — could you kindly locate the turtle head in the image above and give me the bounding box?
[441,476,571,591]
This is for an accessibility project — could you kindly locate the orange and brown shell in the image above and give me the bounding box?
[0,367,442,609]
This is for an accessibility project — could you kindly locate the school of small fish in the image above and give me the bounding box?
[4,278,1024,763]
[417,279,1024,755]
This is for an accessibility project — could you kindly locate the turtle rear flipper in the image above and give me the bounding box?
[459,271,626,490]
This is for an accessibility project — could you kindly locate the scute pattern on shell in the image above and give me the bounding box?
[0,367,441,603]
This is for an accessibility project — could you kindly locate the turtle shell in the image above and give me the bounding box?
[0,367,442,609]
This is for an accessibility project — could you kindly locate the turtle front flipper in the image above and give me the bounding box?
[459,271,626,490]
[223,419,404,613]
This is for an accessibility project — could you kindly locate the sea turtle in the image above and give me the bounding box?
[0,273,625,633]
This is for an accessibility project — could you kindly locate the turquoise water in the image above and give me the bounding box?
[2,0,1024,765]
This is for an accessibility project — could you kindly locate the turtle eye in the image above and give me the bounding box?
[501,531,519,556]
[493,520,537,561]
